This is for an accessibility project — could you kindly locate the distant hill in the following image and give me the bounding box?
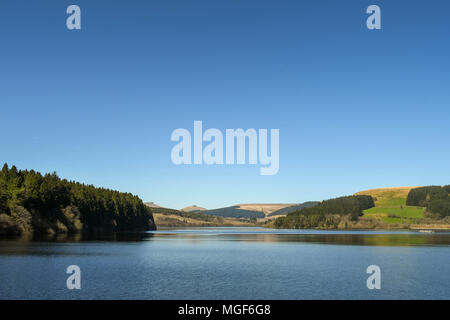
[203,203,317,219]
[236,204,299,215]
[148,186,450,230]
[181,205,207,213]
[204,206,265,218]
[146,202,319,219]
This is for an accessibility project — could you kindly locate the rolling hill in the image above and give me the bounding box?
[203,202,319,219]
[147,206,257,227]
[146,202,320,221]
[181,205,207,213]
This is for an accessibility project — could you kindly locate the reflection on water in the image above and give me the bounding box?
[1,228,449,299]
[2,227,449,247]
[147,228,450,247]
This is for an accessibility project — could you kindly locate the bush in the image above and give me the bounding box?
[61,205,83,232]
[10,206,33,234]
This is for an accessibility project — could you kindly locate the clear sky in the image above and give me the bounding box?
[1,0,449,209]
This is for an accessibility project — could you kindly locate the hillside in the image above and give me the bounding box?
[355,187,426,225]
[203,203,317,219]
[150,203,319,226]
[268,202,320,216]
[269,195,375,229]
[150,207,257,227]
[204,205,265,218]
[235,204,298,215]
[355,186,450,229]
[355,187,418,206]
[269,187,450,230]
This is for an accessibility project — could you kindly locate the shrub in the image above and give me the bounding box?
[10,206,33,234]
[61,205,83,232]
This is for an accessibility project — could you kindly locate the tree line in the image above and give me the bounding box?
[272,195,375,229]
[0,164,156,235]
[406,186,450,218]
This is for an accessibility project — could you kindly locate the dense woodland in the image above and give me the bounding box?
[406,186,450,218]
[0,164,155,235]
[272,195,375,229]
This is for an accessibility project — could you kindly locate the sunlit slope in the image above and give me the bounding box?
[355,187,425,224]
[355,187,418,206]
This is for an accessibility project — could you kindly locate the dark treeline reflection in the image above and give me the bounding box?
[0,231,154,243]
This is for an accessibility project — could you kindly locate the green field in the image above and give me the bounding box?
[363,206,425,224]
[356,187,425,224]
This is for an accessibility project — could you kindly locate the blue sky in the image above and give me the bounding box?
[1,0,449,209]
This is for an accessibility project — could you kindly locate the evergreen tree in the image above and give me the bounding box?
[0,163,156,235]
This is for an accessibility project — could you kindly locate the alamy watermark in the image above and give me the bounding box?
[366,265,381,290]
[66,265,81,290]
[366,5,381,30]
[65,4,380,31]
[66,5,81,30]
[171,121,279,175]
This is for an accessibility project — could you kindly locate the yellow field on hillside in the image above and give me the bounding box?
[355,187,419,206]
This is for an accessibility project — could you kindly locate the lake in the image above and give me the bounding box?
[1,227,449,299]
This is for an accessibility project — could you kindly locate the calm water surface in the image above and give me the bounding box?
[0,227,449,299]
